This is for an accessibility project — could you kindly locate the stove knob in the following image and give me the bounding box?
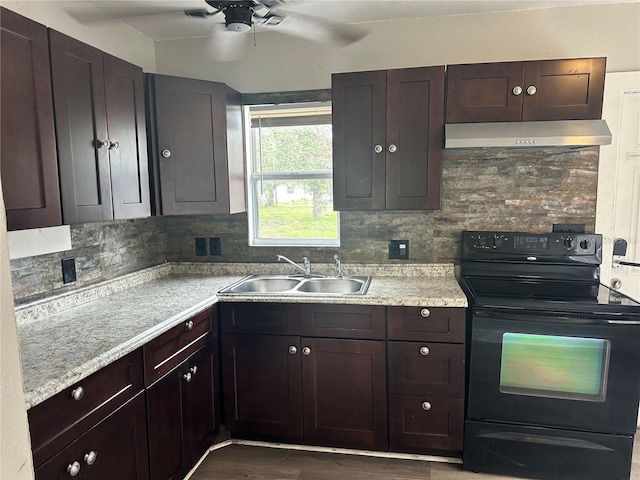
[563,237,575,249]
[491,234,503,248]
[477,236,487,248]
[579,239,590,250]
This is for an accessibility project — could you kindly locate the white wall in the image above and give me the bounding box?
[0,1,156,71]
[0,184,34,479]
[155,2,640,92]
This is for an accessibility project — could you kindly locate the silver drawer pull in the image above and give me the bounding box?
[302,347,311,356]
[526,85,537,95]
[388,144,397,153]
[374,144,383,154]
[421,401,432,411]
[185,320,194,331]
[71,387,84,401]
[161,149,171,158]
[84,450,97,466]
[512,85,523,96]
[288,345,297,355]
[189,366,198,376]
[419,346,430,356]
[183,372,192,383]
[420,308,430,318]
[67,461,81,476]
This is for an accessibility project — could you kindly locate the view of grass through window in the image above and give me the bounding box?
[248,103,339,246]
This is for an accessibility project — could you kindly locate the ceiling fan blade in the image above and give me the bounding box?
[63,3,203,26]
[257,9,369,46]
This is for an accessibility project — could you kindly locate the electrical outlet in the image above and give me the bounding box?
[195,238,207,256]
[62,258,76,284]
[209,237,222,256]
[388,240,409,260]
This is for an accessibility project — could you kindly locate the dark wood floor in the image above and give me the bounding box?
[189,430,640,480]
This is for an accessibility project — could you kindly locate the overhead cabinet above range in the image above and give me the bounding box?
[446,58,606,123]
[49,30,150,224]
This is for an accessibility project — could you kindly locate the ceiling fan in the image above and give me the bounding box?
[185,1,288,33]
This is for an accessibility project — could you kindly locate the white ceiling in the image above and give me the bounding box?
[64,0,636,42]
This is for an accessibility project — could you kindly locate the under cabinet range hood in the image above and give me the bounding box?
[444,119,612,148]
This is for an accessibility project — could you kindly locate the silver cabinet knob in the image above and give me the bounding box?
[71,387,84,401]
[189,366,198,375]
[161,149,171,158]
[374,144,383,154]
[512,85,523,96]
[109,140,120,150]
[96,140,109,149]
[420,308,430,318]
[419,346,430,356]
[67,461,81,476]
[421,401,432,411]
[288,345,297,355]
[388,144,397,153]
[84,451,97,466]
[302,347,311,356]
[526,85,537,95]
[183,372,192,383]
[185,320,194,331]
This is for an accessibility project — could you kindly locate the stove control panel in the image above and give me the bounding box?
[463,231,602,263]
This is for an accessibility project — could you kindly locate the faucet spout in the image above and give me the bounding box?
[277,255,312,276]
[334,254,342,278]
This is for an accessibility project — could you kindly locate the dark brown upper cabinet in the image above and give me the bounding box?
[0,8,61,231]
[146,74,246,216]
[446,58,606,123]
[49,30,150,224]
[332,66,445,211]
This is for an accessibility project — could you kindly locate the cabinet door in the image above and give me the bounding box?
[77,393,149,480]
[184,346,217,465]
[49,30,113,224]
[147,363,190,480]
[387,341,465,398]
[389,395,463,453]
[386,67,444,210]
[445,62,525,123]
[301,337,387,450]
[152,74,230,215]
[332,70,387,210]
[0,8,61,231]
[522,58,606,121]
[222,334,303,439]
[103,54,150,220]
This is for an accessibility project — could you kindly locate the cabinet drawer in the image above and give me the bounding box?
[389,395,463,453]
[28,348,143,467]
[220,303,300,335]
[144,308,213,385]
[388,341,464,398]
[301,304,385,339]
[387,307,465,343]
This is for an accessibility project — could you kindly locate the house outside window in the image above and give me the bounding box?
[245,102,339,247]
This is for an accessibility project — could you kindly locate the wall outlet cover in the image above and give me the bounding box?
[195,237,207,256]
[209,237,222,256]
[62,258,76,284]
[389,240,409,259]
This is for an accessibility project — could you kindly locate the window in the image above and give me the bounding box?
[245,102,339,246]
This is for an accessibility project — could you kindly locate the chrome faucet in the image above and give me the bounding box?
[277,255,311,276]
[334,254,342,278]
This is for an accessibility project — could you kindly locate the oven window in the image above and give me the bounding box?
[499,333,610,402]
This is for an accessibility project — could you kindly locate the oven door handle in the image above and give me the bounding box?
[475,308,640,326]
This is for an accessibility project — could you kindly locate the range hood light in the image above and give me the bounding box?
[445,119,612,148]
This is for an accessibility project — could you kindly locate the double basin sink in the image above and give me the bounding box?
[219,274,371,296]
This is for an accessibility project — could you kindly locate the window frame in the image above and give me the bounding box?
[244,100,340,247]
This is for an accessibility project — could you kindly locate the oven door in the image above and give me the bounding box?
[467,307,640,434]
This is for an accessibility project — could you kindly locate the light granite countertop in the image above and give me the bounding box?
[16,262,467,409]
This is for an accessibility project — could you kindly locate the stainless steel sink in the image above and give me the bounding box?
[218,275,371,296]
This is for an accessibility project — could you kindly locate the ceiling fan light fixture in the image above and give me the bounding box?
[224,6,253,32]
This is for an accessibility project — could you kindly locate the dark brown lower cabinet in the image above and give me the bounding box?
[35,393,148,480]
[302,337,387,450]
[221,303,388,451]
[147,345,216,480]
[222,334,303,439]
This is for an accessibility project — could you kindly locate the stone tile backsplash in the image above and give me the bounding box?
[10,146,599,303]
